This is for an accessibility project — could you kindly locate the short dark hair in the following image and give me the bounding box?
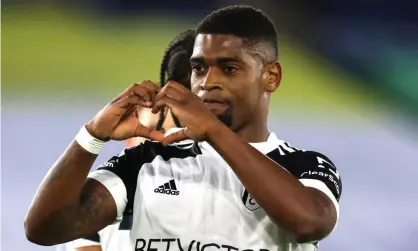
[156,29,196,131]
[196,5,278,63]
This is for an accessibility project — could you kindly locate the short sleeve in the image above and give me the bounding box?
[273,150,342,241]
[72,233,101,249]
[293,151,342,203]
[272,150,342,218]
[55,242,73,251]
[88,145,144,221]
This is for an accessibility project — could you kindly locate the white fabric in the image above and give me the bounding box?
[55,242,73,251]
[88,170,127,221]
[91,132,340,251]
[164,127,184,136]
[299,179,340,243]
[73,222,132,251]
[56,223,132,251]
[73,238,100,249]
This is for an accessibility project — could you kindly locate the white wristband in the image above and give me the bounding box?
[75,126,106,155]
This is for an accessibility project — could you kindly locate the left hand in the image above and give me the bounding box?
[152,81,221,145]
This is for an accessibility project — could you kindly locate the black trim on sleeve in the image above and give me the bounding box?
[267,149,342,201]
[118,214,133,230]
[96,141,203,213]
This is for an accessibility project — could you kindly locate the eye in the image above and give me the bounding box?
[223,65,238,73]
[191,64,206,75]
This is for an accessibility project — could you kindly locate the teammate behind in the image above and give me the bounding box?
[57,29,196,251]
[127,28,196,146]
[26,6,342,251]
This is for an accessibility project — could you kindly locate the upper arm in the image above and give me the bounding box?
[72,144,144,242]
[68,179,117,240]
[87,145,144,220]
[285,151,342,240]
[297,151,342,214]
[65,147,139,241]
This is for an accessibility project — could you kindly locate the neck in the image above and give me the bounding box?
[234,118,269,143]
[234,99,271,143]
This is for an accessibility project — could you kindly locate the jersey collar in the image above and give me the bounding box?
[248,132,282,154]
[200,131,282,155]
[165,127,282,155]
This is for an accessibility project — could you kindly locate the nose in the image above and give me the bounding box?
[200,68,222,91]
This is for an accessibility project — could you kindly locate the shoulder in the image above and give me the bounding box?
[264,134,336,170]
[270,147,337,169]
[55,242,74,251]
[97,138,202,173]
[264,133,342,200]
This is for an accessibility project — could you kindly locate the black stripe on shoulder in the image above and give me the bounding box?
[97,141,203,214]
[141,140,202,162]
[119,140,203,212]
[267,148,342,200]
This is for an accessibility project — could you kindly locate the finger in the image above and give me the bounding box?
[152,96,180,114]
[163,85,185,100]
[162,128,189,146]
[136,80,160,93]
[111,82,146,104]
[151,97,165,114]
[115,94,152,111]
[152,85,184,113]
[151,95,166,114]
[119,104,138,121]
[152,90,166,114]
[132,82,160,103]
[165,81,189,93]
[159,83,188,100]
[134,124,165,142]
[141,80,161,91]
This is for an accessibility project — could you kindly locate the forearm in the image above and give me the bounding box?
[207,125,324,234]
[25,141,98,244]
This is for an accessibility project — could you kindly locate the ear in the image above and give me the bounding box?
[263,61,282,93]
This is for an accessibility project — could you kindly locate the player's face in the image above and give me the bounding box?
[191,34,276,129]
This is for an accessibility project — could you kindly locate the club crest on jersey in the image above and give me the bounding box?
[241,189,260,211]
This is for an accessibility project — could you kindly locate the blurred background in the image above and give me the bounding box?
[2,1,417,251]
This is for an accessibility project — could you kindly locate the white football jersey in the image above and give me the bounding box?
[55,242,73,251]
[89,130,342,251]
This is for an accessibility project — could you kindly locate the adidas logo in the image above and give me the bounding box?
[154,179,179,196]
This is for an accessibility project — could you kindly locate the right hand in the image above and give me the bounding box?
[85,81,165,142]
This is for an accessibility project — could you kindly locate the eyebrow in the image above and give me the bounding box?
[190,57,241,65]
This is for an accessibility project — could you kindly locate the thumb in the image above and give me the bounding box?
[162,128,189,146]
[134,124,165,142]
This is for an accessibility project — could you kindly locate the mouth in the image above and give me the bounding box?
[203,99,229,111]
